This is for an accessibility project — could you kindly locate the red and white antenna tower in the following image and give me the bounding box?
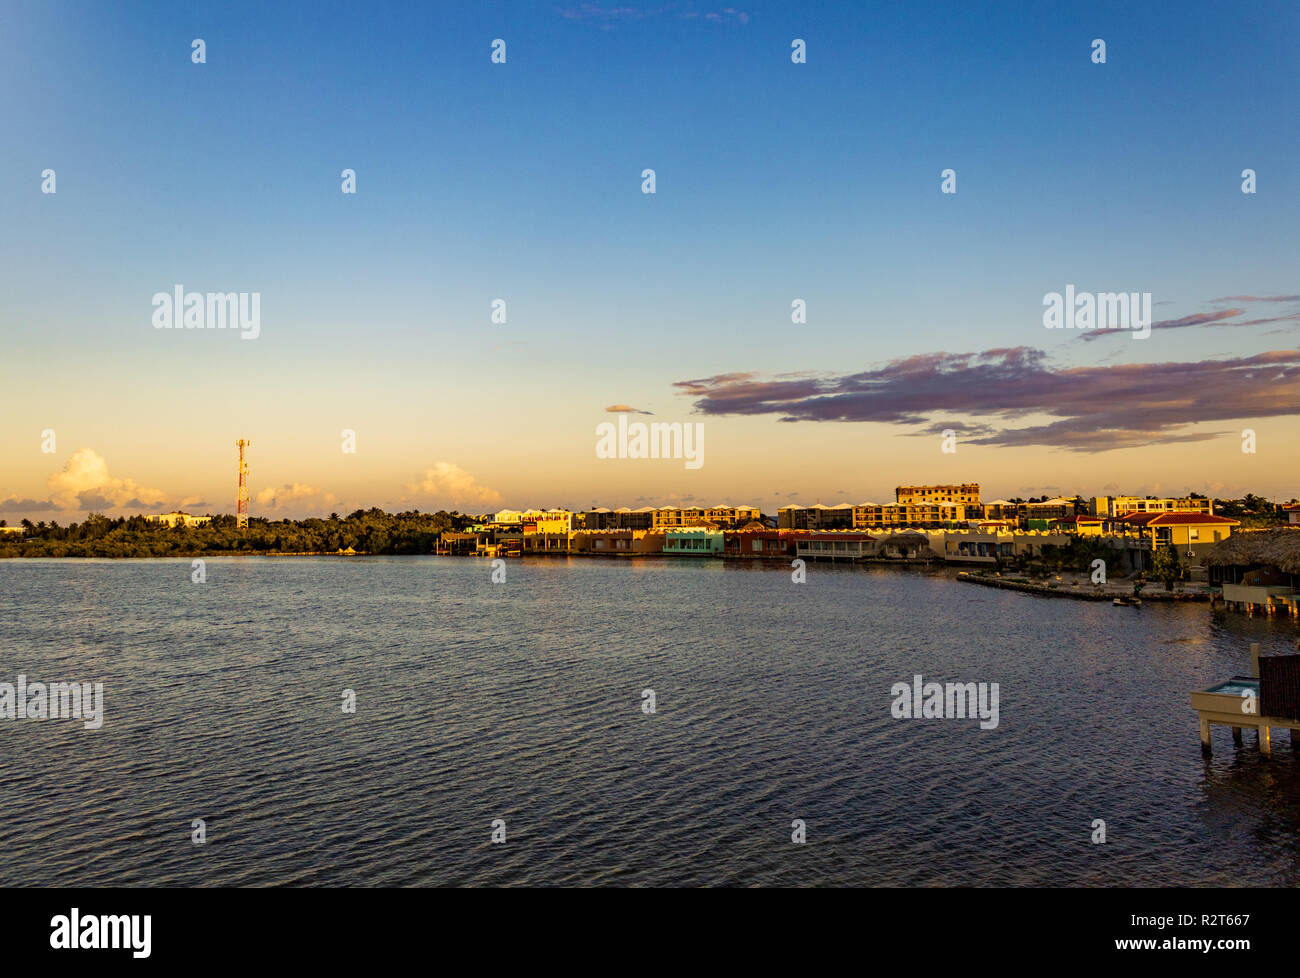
[236,439,251,529]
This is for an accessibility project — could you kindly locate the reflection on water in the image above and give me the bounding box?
[1,556,1298,886]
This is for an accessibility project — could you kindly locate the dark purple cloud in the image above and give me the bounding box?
[1081,307,1244,340]
[0,497,57,513]
[674,348,1300,452]
[1083,294,1300,340]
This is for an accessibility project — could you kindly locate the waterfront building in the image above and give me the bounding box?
[522,532,571,554]
[663,527,725,556]
[569,529,664,554]
[941,531,1014,564]
[723,528,797,559]
[436,531,484,555]
[1206,530,1300,617]
[484,531,523,557]
[1086,512,1239,574]
[938,529,1072,565]
[793,530,876,561]
[871,530,937,560]
[1104,512,1237,551]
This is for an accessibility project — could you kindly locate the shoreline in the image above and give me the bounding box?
[0,550,942,564]
[955,570,1212,602]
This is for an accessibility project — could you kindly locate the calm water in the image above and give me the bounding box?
[3,556,1300,887]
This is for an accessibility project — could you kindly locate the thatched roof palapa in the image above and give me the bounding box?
[1205,529,1300,574]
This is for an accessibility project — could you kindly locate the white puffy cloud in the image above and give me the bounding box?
[407,462,503,508]
[46,449,166,511]
[254,483,337,511]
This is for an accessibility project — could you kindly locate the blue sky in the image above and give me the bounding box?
[1,0,1297,517]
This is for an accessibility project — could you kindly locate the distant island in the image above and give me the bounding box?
[0,509,474,558]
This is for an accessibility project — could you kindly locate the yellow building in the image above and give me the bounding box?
[652,506,703,528]
[652,505,760,528]
[1071,516,1106,536]
[1102,512,1239,569]
[704,504,761,525]
[895,483,981,506]
[1090,495,1213,517]
[853,502,966,528]
[980,500,1018,521]
[491,509,573,533]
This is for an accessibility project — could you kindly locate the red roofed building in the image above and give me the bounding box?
[1103,512,1240,567]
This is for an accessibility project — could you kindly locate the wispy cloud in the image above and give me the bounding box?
[559,4,749,25]
[605,403,654,414]
[1082,295,1300,340]
[1210,295,1300,304]
[674,348,1300,452]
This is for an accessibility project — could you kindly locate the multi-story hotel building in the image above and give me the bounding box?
[1020,497,1079,524]
[653,506,705,528]
[852,502,967,528]
[654,505,761,528]
[705,504,762,526]
[980,500,1019,521]
[1089,495,1214,517]
[778,503,855,530]
[582,507,655,530]
[895,484,981,506]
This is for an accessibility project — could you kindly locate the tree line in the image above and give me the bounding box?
[0,509,479,558]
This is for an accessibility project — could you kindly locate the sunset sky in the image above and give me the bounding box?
[2,0,1297,521]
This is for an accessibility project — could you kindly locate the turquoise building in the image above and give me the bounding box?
[663,528,724,556]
